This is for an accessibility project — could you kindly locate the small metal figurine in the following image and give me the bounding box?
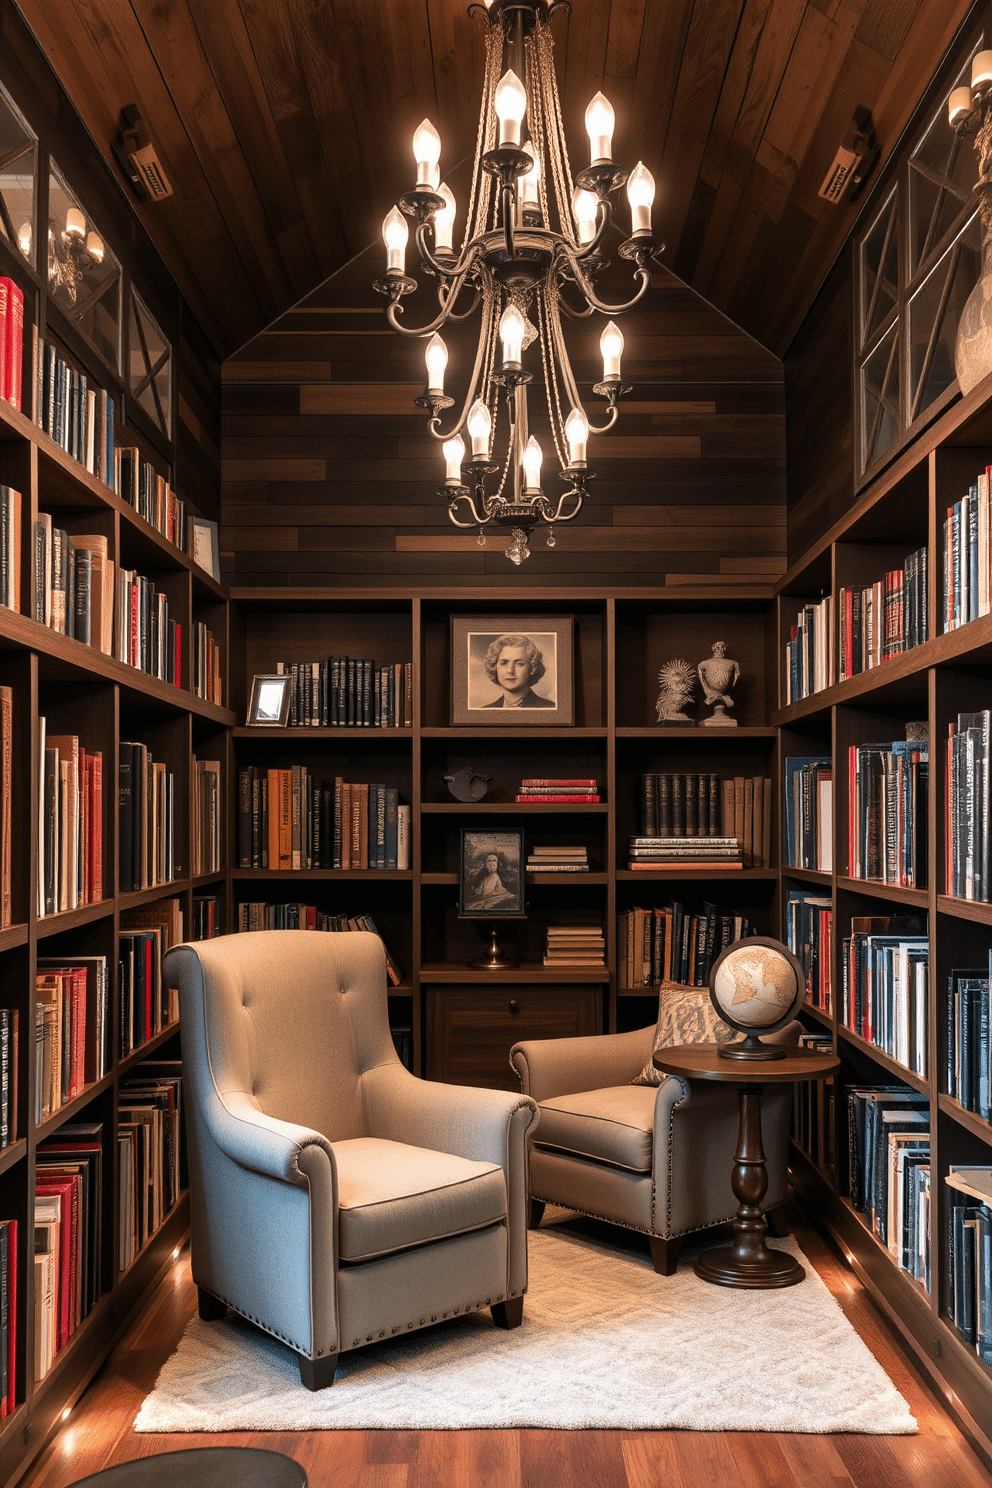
[697,641,740,727]
[655,659,696,726]
[444,766,491,802]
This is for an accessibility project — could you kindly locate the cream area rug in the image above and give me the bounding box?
[135,1216,916,1434]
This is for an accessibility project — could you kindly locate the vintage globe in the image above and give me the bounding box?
[709,937,805,1059]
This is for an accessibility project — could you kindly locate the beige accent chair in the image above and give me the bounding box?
[510,1018,800,1274]
[164,931,539,1389]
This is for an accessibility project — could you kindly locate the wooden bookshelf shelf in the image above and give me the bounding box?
[418,962,610,983]
[835,1025,930,1094]
[422,802,610,814]
[0,1138,25,1178]
[936,894,992,926]
[937,1093,992,1141]
[835,876,930,908]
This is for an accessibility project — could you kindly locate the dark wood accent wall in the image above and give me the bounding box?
[784,259,854,567]
[220,256,787,591]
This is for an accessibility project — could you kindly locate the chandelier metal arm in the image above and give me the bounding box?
[554,240,652,315]
[384,249,483,338]
[448,490,490,526]
[583,404,619,436]
[414,221,481,283]
[427,286,497,442]
[438,282,482,320]
[546,485,585,522]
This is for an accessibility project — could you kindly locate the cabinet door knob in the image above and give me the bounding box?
[509,998,518,1011]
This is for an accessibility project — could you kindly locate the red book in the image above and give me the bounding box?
[0,279,7,408]
[35,1178,78,1351]
[516,795,600,803]
[627,860,743,870]
[71,967,87,1100]
[519,778,597,787]
[129,578,139,667]
[2,1218,15,1416]
[174,620,182,688]
[144,933,153,1043]
[2,280,23,412]
[88,750,102,902]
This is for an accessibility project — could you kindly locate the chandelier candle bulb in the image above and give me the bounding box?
[425,333,448,393]
[85,231,104,263]
[565,408,589,466]
[973,51,992,92]
[585,92,615,164]
[499,303,526,367]
[627,161,655,234]
[413,119,442,186]
[467,398,492,459]
[382,206,409,272]
[522,435,543,492]
[494,69,527,146]
[65,207,85,238]
[519,141,541,209]
[572,187,599,244]
[17,221,30,254]
[949,86,974,126]
[600,321,624,380]
[443,434,465,484]
[434,183,456,253]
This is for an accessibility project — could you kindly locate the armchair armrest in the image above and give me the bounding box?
[210,1090,337,1188]
[510,1025,654,1102]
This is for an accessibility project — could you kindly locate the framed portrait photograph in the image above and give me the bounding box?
[247,673,292,727]
[459,828,526,918]
[450,615,574,726]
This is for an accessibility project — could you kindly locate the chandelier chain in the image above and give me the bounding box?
[535,21,575,233]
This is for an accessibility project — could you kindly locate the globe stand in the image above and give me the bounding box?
[469,923,519,970]
[719,1033,788,1061]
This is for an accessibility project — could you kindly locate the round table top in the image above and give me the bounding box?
[652,1041,840,1084]
[68,1447,307,1488]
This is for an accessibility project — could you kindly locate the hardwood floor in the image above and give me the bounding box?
[19,1212,992,1488]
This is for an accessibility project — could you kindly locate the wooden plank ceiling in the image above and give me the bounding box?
[15,0,976,361]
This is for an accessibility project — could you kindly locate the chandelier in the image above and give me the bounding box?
[374,0,662,564]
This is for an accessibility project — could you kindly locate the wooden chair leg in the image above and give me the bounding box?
[764,1205,790,1238]
[649,1236,682,1276]
[298,1352,338,1390]
[491,1296,524,1329]
[528,1198,546,1229]
[197,1287,227,1321]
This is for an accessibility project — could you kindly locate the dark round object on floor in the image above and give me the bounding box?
[68,1446,307,1487]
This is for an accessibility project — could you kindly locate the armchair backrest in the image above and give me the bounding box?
[165,930,397,1141]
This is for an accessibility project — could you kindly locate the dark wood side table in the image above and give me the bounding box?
[653,1042,840,1289]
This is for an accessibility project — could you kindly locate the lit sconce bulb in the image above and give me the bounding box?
[382,206,409,272]
[600,320,624,380]
[499,303,526,368]
[85,231,104,264]
[494,69,527,148]
[565,407,589,466]
[973,50,992,92]
[522,435,543,492]
[572,187,599,245]
[519,141,542,209]
[443,433,465,485]
[467,398,492,458]
[949,86,974,127]
[585,92,615,164]
[626,160,655,234]
[434,182,456,252]
[17,221,31,255]
[425,333,448,393]
[65,207,85,239]
[413,118,442,187]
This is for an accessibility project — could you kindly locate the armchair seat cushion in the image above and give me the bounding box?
[533,1085,657,1172]
[334,1137,507,1262]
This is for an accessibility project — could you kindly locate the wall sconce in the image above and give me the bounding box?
[48,207,105,307]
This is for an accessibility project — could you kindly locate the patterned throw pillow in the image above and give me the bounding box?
[632,984,737,1086]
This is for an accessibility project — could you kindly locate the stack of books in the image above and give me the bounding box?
[638,771,770,865]
[848,737,928,887]
[35,1121,104,1379]
[543,925,605,967]
[946,1168,992,1362]
[627,836,742,870]
[841,915,928,1075]
[847,1086,930,1291]
[526,844,590,873]
[516,778,600,803]
[839,545,928,674]
[34,956,110,1118]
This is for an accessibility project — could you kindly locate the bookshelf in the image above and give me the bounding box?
[776,367,992,1466]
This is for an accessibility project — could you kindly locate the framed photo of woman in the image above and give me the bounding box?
[450,615,574,726]
[458,829,525,918]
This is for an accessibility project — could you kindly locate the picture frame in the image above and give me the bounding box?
[247,673,291,727]
[458,828,526,918]
[192,517,220,582]
[450,615,574,726]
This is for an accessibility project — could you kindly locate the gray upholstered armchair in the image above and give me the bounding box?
[164,930,539,1389]
[510,1015,800,1275]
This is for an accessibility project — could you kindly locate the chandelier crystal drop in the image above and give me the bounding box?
[374,0,663,562]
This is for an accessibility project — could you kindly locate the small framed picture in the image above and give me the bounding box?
[459,828,526,918]
[247,674,291,727]
[450,615,574,726]
[192,517,220,581]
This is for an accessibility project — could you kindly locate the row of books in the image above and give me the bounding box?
[37,338,115,487]
[191,621,222,706]
[118,743,177,893]
[114,568,180,685]
[0,1219,15,1417]
[847,1085,930,1291]
[640,773,771,865]
[191,758,222,876]
[943,469,992,633]
[617,903,754,989]
[35,1121,104,1379]
[783,756,832,871]
[945,710,991,901]
[119,899,183,1058]
[0,485,21,613]
[275,657,413,728]
[526,844,590,873]
[0,275,24,412]
[947,961,992,1119]
[947,1168,992,1363]
[116,448,192,555]
[785,889,832,1013]
[544,924,604,967]
[0,1008,18,1149]
[119,1065,182,1272]
[35,957,110,1122]
[237,769,411,871]
[191,893,221,940]
[840,918,928,1076]
[783,594,832,703]
[839,548,928,679]
[847,737,928,888]
[516,777,600,804]
[33,520,113,651]
[234,907,404,985]
[791,1029,835,1173]
[627,835,742,871]
[38,726,103,917]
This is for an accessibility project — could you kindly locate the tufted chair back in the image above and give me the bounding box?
[181,929,396,1142]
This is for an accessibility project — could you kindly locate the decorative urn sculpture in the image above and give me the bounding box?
[697,641,740,727]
